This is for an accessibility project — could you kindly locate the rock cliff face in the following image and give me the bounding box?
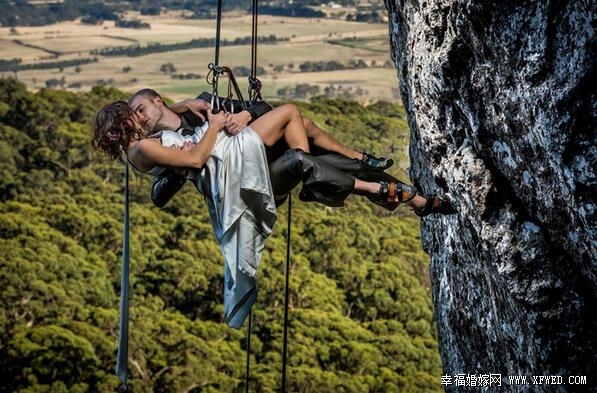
[384,1,596,390]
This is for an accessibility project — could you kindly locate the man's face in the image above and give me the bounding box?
[129,95,164,135]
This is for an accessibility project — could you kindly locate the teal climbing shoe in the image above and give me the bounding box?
[362,152,394,170]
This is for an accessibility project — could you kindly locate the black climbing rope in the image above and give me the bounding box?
[208,0,225,113]
[248,0,263,104]
[214,0,223,67]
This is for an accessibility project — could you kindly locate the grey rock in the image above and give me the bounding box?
[384,0,596,391]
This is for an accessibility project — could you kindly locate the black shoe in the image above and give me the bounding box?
[362,152,394,170]
[414,195,457,217]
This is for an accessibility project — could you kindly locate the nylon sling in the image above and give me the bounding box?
[116,164,130,392]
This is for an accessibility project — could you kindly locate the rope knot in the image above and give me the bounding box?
[248,76,262,92]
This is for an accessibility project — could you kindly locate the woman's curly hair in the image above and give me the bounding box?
[92,101,144,162]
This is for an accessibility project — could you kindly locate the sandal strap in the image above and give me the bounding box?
[380,181,418,204]
[402,188,417,203]
[385,181,401,203]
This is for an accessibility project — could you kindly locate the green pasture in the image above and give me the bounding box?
[327,36,390,52]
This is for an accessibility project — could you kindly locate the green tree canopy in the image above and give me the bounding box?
[0,79,442,393]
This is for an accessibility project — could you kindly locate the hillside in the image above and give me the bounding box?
[0,79,442,392]
[1,12,399,105]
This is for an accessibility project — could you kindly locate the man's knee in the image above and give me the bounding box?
[278,103,301,119]
[302,117,321,139]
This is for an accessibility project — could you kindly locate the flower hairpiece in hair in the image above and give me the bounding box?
[107,130,120,142]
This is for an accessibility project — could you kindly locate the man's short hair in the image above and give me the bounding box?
[128,88,162,106]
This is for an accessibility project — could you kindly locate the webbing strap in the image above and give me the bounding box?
[208,65,248,112]
[245,311,252,393]
[225,66,248,109]
[281,194,292,392]
[116,164,130,392]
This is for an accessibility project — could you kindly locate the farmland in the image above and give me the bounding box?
[0,11,400,103]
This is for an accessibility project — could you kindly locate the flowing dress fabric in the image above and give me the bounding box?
[160,127,277,328]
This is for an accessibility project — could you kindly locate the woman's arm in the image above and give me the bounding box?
[130,111,228,171]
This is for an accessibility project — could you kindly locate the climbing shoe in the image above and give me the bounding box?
[414,195,457,217]
[362,152,394,170]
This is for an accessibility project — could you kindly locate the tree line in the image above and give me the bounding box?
[91,35,286,58]
[0,35,285,73]
[0,0,353,27]
[0,78,441,392]
[0,58,98,73]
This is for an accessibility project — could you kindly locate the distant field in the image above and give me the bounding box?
[0,11,400,103]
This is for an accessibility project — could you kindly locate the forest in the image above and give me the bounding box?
[0,78,443,392]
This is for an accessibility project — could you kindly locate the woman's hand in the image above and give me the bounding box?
[170,98,211,122]
[207,110,229,132]
[225,111,253,135]
[181,141,194,151]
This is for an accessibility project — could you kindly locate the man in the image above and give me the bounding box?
[129,88,456,216]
